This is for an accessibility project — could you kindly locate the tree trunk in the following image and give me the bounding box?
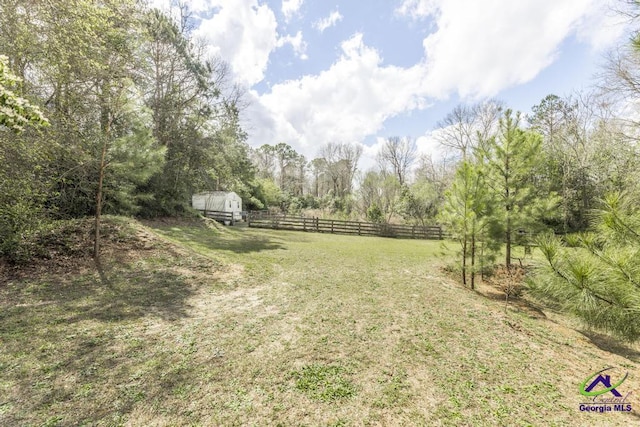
[505,151,511,269]
[94,138,108,261]
[470,227,476,290]
[462,236,467,286]
[506,214,511,270]
[95,84,111,262]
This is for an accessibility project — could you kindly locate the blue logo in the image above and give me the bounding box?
[578,367,634,413]
[580,367,628,397]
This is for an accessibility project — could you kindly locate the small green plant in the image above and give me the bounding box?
[374,367,411,408]
[290,364,356,402]
[366,203,384,224]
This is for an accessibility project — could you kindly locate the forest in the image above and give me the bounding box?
[2,0,640,341]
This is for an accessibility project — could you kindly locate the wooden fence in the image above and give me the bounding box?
[247,211,448,240]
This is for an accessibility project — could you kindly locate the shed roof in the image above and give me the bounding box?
[193,191,240,198]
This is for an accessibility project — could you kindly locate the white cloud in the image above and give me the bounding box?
[193,0,278,86]
[398,0,627,99]
[313,9,343,33]
[282,0,303,23]
[574,2,629,51]
[276,31,308,60]
[245,33,431,160]
[395,0,438,20]
[244,0,629,164]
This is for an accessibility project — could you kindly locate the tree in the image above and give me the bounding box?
[309,157,329,198]
[434,100,503,159]
[529,93,613,232]
[273,142,296,189]
[414,153,456,213]
[79,0,150,261]
[484,110,552,269]
[0,0,162,262]
[253,144,277,180]
[290,153,307,196]
[530,192,640,341]
[377,136,417,186]
[359,170,402,223]
[0,55,48,132]
[399,180,438,227]
[440,159,496,288]
[254,177,285,209]
[319,142,362,197]
[0,55,49,262]
[140,5,250,216]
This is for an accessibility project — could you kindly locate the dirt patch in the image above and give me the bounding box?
[0,217,222,286]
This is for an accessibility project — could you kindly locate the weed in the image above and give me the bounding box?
[290,364,357,402]
[374,367,411,408]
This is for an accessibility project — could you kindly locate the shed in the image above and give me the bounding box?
[192,191,242,225]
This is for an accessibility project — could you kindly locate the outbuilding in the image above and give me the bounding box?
[192,191,242,225]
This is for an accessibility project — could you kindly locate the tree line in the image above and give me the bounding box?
[0,0,257,262]
[249,137,446,228]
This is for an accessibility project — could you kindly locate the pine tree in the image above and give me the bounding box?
[440,159,497,289]
[483,110,551,269]
[529,192,640,341]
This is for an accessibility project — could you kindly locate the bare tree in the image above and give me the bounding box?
[415,153,456,201]
[319,142,363,196]
[340,142,363,194]
[251,144,276,179]
[309,157,329,197]
[377,136,417,186]
[434,99,504,158]
[319,142,342,195]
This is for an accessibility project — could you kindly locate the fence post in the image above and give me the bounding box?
[331,220,334,233]
[303,217,307,231]
[412,225,415,239]
[358,222,361,235]
[247,211,251,227]
[439,226,443,240]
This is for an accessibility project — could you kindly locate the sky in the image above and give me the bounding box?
[150,0,631,170]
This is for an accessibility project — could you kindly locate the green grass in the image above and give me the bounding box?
[290,364,357,402]
[1,219,639,426]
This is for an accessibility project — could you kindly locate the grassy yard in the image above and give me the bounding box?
[1,218,639,426]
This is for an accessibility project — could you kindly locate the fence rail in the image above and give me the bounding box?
[247,212,448,240]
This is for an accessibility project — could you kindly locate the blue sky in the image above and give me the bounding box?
[151,0,629,169]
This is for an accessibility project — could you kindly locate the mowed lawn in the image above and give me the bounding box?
[1,219,639,426]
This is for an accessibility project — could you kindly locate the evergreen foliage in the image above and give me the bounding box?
[483,109,559,268]
[529,192,640,341]
[440,158,498,288]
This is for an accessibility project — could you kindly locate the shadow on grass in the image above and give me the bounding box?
[0,261,204,425]
[577,330,640,363]
[474,283,548,319]
[157,225,288,254]
[4,263,196,325]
